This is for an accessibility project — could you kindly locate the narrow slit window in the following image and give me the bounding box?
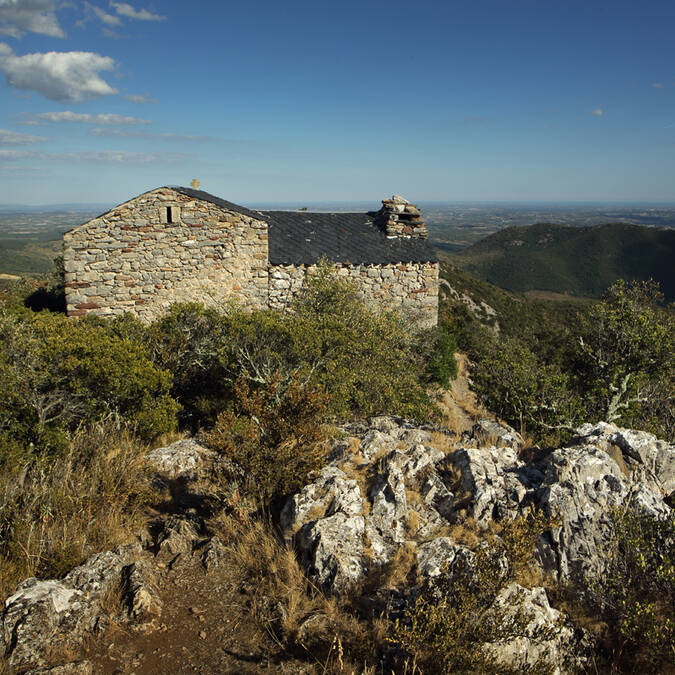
[166,206,173,223]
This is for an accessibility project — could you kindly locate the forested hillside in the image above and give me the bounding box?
[451,222,675,300]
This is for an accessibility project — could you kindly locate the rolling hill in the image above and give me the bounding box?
[450,222,675,300]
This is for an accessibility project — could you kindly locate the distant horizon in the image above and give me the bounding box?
[3,199,675,212]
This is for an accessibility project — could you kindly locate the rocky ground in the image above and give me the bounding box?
[1,417,673,673]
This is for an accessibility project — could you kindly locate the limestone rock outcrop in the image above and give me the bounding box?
[281,418,453,591]
[282,416,672,592]
[484,583,584,674]
[280,416,672,672]
[533,434,672,581]
[145,438,220,481]
[0,544,142,670]
[3,419,671,673]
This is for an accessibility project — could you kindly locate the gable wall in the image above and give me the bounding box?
[63,188,268,322]
[269,261,439,327]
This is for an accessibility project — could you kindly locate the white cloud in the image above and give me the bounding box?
[0,149,34,158]
[16,118,47,126]
[0,148,185,162]
[89,127,211,141]
[159,132,211,141]
[36,110,151,124]
[0,127,47,144]
[591,108,603,116]
[89,127,143,136]
[0,0,65,38]
[84,1,121,27]
[125,92,156,104]
[109,2,165,21]
[72,150,183,162]
[0,42,118,102]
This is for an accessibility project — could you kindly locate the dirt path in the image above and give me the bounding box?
[81,518,312,674]
[435,352,486,434]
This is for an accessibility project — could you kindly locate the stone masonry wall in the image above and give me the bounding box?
[63,188,268,322]
[268,261,439,326]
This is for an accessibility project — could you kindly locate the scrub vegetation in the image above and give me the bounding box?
[0,257,672,673]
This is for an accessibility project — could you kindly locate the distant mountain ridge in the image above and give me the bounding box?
[450,222,675,300]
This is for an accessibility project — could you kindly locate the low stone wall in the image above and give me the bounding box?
[63,188,268,322]
[268,261,439,326]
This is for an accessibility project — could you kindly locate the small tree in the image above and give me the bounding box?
[205,374,329,503]
[578,279,674,428]
[472,336,581,435]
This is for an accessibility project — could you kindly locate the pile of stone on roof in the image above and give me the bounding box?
[375,195,428,239]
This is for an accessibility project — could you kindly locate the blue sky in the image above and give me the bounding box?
[0,0,674,205]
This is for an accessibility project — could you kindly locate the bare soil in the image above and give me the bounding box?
[81,524,312,674]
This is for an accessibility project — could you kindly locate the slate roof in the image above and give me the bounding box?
[262,210,437,266]
[170,186,437,266]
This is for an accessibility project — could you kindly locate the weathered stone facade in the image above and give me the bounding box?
[268,262,438,325]
[63,188,269,323]
[64,187,439,326]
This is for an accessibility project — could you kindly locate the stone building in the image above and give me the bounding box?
[63,186,439,326]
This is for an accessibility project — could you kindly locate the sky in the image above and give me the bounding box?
[0,0,674,206]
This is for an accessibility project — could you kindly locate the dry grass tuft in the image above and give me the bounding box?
[447,519,482,550]
[428,431,457,456]
[212,511,389,672]
[379,541,418,589]
[0,422,155,602]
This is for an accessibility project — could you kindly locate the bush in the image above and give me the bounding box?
[427,320,458,387]
[289,264,433,421]
[393,511,556,674]
[0,311,178,452]
[588,508,675,672]
[576,279,674,438]
[147,303,230,428]
[150,265,435,428]
[472,335,582,436]
[205,374,330,503]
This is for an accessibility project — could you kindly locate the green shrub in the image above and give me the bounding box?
[588,508,675,672]
[205,374,329,503]
[394,511,556,674]
[471,335,582,436]
[576,279,674,438]
[0,310,178,452]
[427,320,458,387]
[150,265,435,427]
[289,263,433,421]
[147,303,231,428]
